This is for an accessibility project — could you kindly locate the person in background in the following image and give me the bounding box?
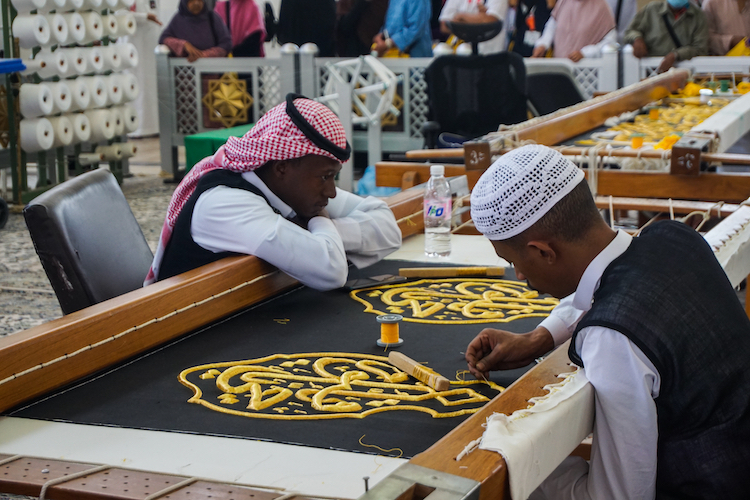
[702,0,750,55]
[439,0,510,54]
[276,0,337,56]
[372,0,433,57]
[214,0,266,57]
[624,0,709,72]
[532,0,617,61]
[159,0,232,61]
[508,0,551,56]
[606,0,636,42]
[145,94,401,289]
[336,0,389,57]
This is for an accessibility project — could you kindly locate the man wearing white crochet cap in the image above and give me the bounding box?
[467,144,750,499]
[145,94,401,289]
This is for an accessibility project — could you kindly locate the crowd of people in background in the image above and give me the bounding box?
[155,0,750,67]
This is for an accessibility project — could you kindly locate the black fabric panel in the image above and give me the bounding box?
[10,261,551,458]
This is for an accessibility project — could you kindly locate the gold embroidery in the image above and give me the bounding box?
[350,279,558,324]
[180,353,501,420]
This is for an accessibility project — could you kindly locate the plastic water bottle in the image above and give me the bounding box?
[424,165,452,257]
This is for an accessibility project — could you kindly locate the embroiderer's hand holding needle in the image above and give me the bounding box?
[465,326,555,381]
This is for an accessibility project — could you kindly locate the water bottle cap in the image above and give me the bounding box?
[430,164,444,176]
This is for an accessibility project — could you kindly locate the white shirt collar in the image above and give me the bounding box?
[242,171,296,219]
[572,230,632,311]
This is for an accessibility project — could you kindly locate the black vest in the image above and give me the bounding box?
[570,221,750,499]
[158,170,278,281]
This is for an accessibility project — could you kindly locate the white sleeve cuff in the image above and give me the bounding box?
[539,314,573,347]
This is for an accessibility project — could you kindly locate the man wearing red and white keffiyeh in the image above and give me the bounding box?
[144,94,401,289]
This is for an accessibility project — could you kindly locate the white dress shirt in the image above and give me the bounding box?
[530,230,660,500]
[439,0,510,54]
[190,171,402,291]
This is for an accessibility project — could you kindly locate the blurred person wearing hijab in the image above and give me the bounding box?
[159,0,232,61]
[532,0,617,61]
[702,0,750,54]
[336,0,389,57]
[145,94,401,288]
[214,0,266,56]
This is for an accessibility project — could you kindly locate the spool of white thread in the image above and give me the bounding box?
[30,50,68,79]
[117,0,135,9]
[61,13,86,45]
[43,14,68,46]
[68,79,91,111]
[65,0,85,9]
[95,144,123,160]
[100,45,122,71]
[103,0,119,10]
[120,141,137,157]
[79,76,108,108]
[114,12,136,37]
[121,72,139,102]
[81,0,103,10]
[20,118,55,152]
[120,103,139,133]
[59,48,87,74]
[115,42,138,68]
[78,152,104,166]
[110,107,125,135]
[84,109,115,142]
[104,74,123,105]
[48,115,74,148]
[80,47,104,73]
[19,83,54,118]
[48,81,73,114]
[79,11,103,44]
[102,14,119,39]
[12,15,51,49]
[70,113,92,143]
[10,0,46,13]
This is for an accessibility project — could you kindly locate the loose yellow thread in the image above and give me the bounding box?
[358,435,403,458]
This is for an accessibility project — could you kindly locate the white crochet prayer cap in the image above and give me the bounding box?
[471,145,585,240]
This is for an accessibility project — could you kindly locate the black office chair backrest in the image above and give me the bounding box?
[424,52,528,139]
[526,70,585,117]
[24,168,154,315]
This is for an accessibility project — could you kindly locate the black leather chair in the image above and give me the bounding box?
[526,65,586,117]
[24,168,153,315]
[422,51,528,149]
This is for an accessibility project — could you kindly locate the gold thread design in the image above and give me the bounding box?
[350,278,558,324]
[180,352,502,420]
[358,434,404,458]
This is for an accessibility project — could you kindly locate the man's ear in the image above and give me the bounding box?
[526,240,557,265]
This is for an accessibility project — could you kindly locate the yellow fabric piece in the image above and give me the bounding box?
[726,38,750,57]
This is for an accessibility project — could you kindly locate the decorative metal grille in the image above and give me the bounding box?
[574,67,599,99]
[174,65,199,135]
[258,65,282,114]
[408,67,428,139]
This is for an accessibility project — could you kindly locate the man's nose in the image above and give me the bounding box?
[324,178,337,198]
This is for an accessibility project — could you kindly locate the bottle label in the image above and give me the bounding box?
[424,200,452,220]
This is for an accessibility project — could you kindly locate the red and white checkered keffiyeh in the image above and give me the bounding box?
[144,97,348,284]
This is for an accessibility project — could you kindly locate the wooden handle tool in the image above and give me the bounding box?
[388,351,451,391]
[398,266,504,278]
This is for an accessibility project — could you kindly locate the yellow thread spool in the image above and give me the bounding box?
[631,134,644,149]
[649,108,659,120]
[377,314,404,347]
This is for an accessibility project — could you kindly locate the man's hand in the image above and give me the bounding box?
[657,51,677,73]
[531,45,547,58]
[567,50,583,62]
[147,13,163,25]
[632,37,648,58]
[465,326,554,381]
[184,42,203,62]
[372,33,388,56]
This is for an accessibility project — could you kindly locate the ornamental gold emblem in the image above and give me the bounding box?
[350,279,558,324]
[180,353,502,420]
[201,72,253,128]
